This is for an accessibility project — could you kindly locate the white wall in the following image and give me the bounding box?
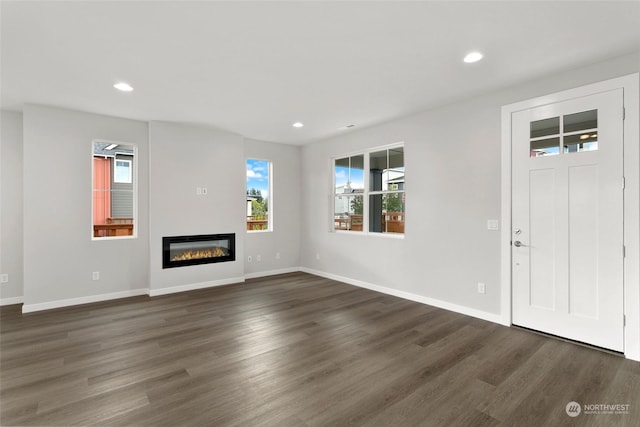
[4,52,639,358]
[300,52,640,323]
[7,111,302,307]
[300,99,503,319]
[0,111,24,304]
[244,138,301,278]
[148,121,245,294]
[22,105,150,311]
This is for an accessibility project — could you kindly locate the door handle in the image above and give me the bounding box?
[513,241,525,247]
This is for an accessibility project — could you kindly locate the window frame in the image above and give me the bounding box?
[332,142,405,237]
[246,158,273,233]
[91,139,138,241]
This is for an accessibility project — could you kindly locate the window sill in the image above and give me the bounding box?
[92,235,138,241]
[333,230,404,239]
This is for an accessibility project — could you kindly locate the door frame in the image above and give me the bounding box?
[500,73,640,361]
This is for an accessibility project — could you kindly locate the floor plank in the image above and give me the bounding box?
[1,272,639,426]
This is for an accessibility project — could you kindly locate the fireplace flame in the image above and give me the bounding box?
[172,246,227,261]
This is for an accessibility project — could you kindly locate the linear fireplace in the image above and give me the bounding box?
[162,233,235,269]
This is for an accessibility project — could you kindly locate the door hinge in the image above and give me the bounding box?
[623,245,626,258]
[622,176,626,190]
[623,107,626,120]
[623,314,626,327]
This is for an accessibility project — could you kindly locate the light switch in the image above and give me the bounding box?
[487,220,499,230]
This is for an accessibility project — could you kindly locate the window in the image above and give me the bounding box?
[246,159,272,232]
[333,144,405,234]
[114,159,132,183]
[92,141,136,239]
[334,155,364,231]
[530,109,598,157]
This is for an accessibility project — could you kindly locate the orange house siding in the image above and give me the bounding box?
[93,157,111,226]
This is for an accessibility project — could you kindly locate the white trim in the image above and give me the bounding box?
[500,99,513,327]
[301,267,507,326]
[149,276,245,297]
[244,267,301,280]
[0,296,24,306]
[21,288,148,313]
[333,230,405,239]
[501,73,640,361]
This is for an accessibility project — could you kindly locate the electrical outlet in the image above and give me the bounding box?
[92,271,100,281]
[247,256,252,263]
[477,282,486,294]
[0,274,8,283]
[276,252,281,260]
[256,255,261,262]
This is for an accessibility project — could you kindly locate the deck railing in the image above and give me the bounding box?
[247,215,268,231]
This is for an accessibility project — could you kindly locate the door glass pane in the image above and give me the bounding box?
[530,117,560,139]
[564,109,597,133]
[564,132,598,153]
[530,137,560,157]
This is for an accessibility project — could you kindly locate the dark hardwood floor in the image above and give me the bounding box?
[1,272,639,426]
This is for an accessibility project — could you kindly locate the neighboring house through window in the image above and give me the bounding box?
[92,141,136,239]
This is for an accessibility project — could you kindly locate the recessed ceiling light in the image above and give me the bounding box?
[292,122,304,128]
[114,82,134,92]
[463,52,483,63]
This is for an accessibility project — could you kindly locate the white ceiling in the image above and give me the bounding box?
[2,1,639,145]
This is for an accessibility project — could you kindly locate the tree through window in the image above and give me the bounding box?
[246,159,272,232]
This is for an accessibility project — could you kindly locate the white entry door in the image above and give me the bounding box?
[512,89,624,352]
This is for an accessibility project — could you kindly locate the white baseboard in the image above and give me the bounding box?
[300,267,508,326]
[16,268,506,326]
[244,267,301,280]
[149,276,245,297]
[0,296,24,306]
[22,289,148,314]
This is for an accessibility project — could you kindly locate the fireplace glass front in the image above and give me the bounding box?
[163,234,235,268]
